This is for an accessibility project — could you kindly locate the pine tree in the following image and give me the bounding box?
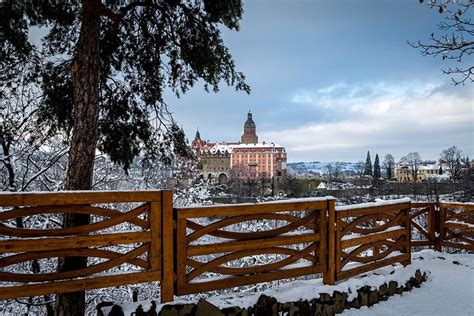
[1,1,249,314]
[439,165,443,175]
[454,158,463,180]
[373,154,381,179]
[364,151,373,176]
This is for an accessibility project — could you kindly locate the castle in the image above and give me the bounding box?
[192,112,287,184]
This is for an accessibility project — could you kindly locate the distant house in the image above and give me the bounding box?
[395,162,450,182]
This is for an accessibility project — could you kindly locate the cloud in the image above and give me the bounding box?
[263,81,473,162]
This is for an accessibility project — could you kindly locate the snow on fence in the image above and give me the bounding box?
[0,192,472,304]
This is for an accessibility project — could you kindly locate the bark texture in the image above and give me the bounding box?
[55,0,101,314]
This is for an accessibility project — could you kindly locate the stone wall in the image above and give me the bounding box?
[98,269,427,316]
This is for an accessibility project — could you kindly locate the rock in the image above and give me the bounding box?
[396,286,404,294]
[195,300,223,316]
[287,303,299,316]
[319,293,332,303]
[296,300,311,315]
[388,281,398,296]
[332,291,346,313]
[96,302,114,316]
[378,283,389,300]
[321,304,335,316]
[108,305,125,316]
[357,288,369,306]
[314,302,323,315]
[415,270,423,284]
[254,294,278,315]
[221,306,241,316]
[179,304,196,316]
[368,290,379,306]
[161,305,179,316]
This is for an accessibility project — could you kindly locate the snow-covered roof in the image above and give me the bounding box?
[232,142,284,149]
[420,164,442,171]
[210,143,234,154]
[317,182,326,189]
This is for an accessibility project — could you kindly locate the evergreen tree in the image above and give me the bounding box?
[454,158,463,180]
[373,154,381,179]
[1,1,249,314]
[383,154,395,180]
[364,151,373,176]
[439,165,443,175]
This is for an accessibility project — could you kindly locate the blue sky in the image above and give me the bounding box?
[170,0,473,163]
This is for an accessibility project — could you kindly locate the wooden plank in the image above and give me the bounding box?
[176,200,328,219]
[160,190,174,303]
[441,241,474,251]
[336,203,410,218]
[318,209,327,267]
[411,202,436,208]
[336,253,409,281]
[439,202,474,211]
[412,240,434,247]
[0,244,149,282]
[0,203,150,237]
[0,232,151,254]
[0,205,149,229]
[149,202,161,272]
[187,233,321,257]
[443,222,474,232]
[177,264,326,296]
[0,271,161,300]
[403,207,411,266]
[176,218,188,296]
[340,228,406,248]
[323,199,336,285]
[0,190,162,207]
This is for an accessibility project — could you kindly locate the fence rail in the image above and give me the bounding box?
[0,191,472,303]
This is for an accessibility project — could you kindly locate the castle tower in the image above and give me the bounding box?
[195,128,201,141]
[241,111,258,144]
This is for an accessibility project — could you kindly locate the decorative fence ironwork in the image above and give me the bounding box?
[0,191,472,304]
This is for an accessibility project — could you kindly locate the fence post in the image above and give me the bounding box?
[161,190,174,303]
[437,203,444,252]
[323,198,336,285]
[403,202,411,266]
[432,203,442,251]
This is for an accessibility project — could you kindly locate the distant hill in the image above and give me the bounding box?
[288,161,361,175]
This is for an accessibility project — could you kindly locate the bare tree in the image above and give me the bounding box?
[355,161,365,179]
[410,0,473,85]
[400,152,423,182]
[440,145,463,178]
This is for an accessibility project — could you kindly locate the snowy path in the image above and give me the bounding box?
[343,251,474,316]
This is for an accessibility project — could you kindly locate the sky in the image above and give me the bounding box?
[167,0,473,163]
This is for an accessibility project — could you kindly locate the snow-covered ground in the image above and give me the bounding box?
[342,250,474,316]
[101,250,473,315]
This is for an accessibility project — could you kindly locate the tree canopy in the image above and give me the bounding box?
[0,0,250,170]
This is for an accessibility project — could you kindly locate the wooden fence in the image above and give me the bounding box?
[0,190,173,301]
[329,201,411,282]
[0,191,472,304]
[174,199,330,295]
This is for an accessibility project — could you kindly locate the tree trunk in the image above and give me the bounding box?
[55,0,101,315]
